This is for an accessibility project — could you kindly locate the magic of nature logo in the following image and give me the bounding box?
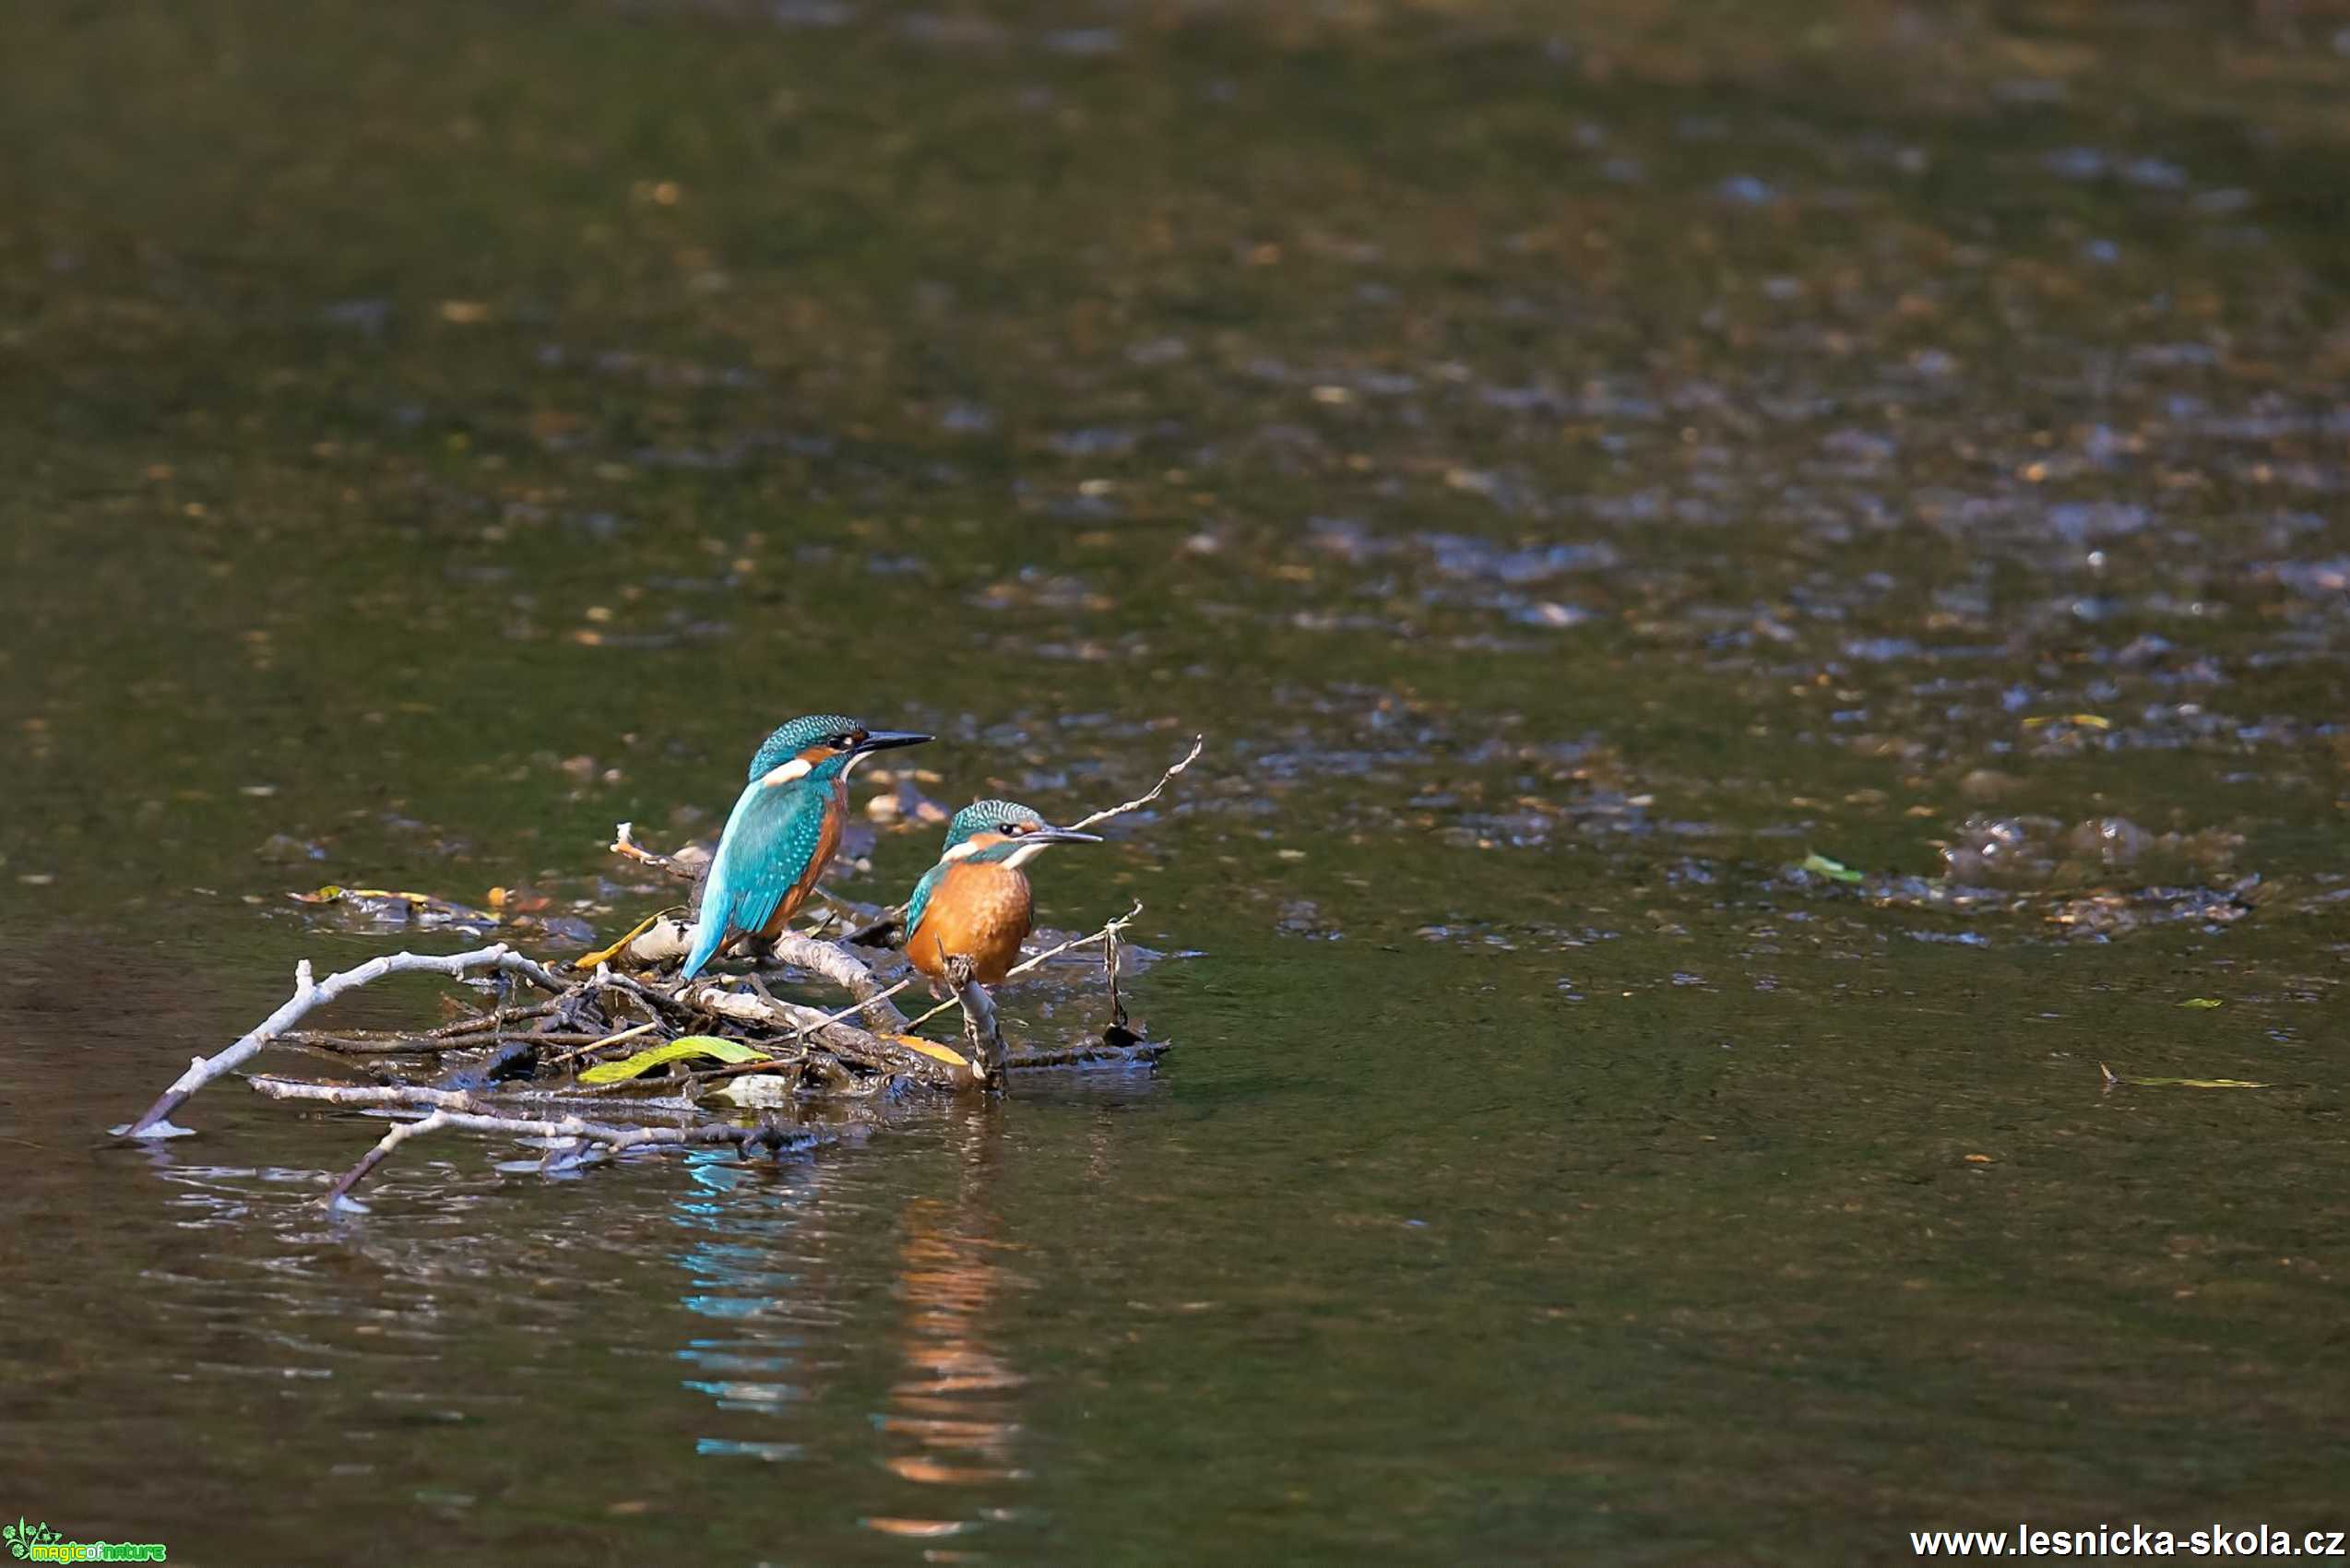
[4,1520,167,1562]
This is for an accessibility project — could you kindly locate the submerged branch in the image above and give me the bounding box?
[322,1107,818,1206]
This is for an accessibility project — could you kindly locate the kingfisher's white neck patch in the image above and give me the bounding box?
[941,838,985,862]
[759,756,814,788]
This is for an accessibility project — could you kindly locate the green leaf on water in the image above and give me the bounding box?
[2099,1063,2267,1090]
[1799,852,1864,884]
[2177,997,2224,1009]
[578,1036,766,1084]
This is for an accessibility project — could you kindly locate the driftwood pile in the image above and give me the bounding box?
[113,741,1198,1206]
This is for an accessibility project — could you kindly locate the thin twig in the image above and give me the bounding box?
[117,944,564,1140]
[760,972,918,1052]
[610,822,704,884]
[1067,735,1205,833]
[543,1017,662,1067]
[426,999,562,1040]
[762,934,910,1031]
[278,1030,442,1055]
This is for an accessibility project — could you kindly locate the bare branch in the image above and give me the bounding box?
[765,933,910,1031]
[117,944,564,1140]
[249,1077,490,1113]
[1067,735,1205,833]
[245,1074,708,1122]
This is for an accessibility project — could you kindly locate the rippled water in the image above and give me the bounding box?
[5,0,2348,1560]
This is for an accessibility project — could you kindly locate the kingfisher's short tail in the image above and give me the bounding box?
[680,911,727,980]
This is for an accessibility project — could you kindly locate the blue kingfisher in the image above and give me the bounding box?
[680,714,932,979]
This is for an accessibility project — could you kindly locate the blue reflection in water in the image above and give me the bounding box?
[673,1151,838,1431]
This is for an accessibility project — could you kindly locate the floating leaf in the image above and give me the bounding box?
[2177,997,2224,1009]
[575,909,670,971]
[2022,713,2112,730]
[1799,852,1864,884]
[579,1036,766,1084]
[293,885,422,906]
[2099,1063,2267,1089]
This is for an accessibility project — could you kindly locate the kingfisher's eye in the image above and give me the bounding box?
[836,731,860,750]
[1004,821,1030,836]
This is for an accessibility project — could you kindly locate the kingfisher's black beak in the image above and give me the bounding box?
[852,730,932,756]
[1031,826,1102,845]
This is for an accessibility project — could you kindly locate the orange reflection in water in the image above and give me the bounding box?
[865,1120,1027,1546]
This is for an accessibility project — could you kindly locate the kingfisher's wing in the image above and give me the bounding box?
[717,781,833,937]
[683,781,830,977]
[902,861,948,940]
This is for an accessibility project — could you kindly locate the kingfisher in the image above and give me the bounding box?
[679,713,932,980]
[902,800,1100,991]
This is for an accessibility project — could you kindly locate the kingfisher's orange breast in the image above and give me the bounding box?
[906,861,1034,986]
[757,786,845,938]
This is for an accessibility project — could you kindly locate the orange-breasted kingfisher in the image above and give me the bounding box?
[680,713,932,980]
[902,800,1099,990]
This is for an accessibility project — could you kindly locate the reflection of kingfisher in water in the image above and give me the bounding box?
[680,714,932,980]
[901,801,1099,992]
[870,1114,1027,1538]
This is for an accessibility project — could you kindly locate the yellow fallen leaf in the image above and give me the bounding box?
[888,1034,969,1069]
[2099,1063,2268,1089]
[575,909,669,971]
[294,885,433,905]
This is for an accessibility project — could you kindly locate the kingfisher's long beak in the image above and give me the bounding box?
[851,729,932,757]
[1031,826,1102,846]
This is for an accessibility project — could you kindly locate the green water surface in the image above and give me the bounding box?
[3,1,2347,1562]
